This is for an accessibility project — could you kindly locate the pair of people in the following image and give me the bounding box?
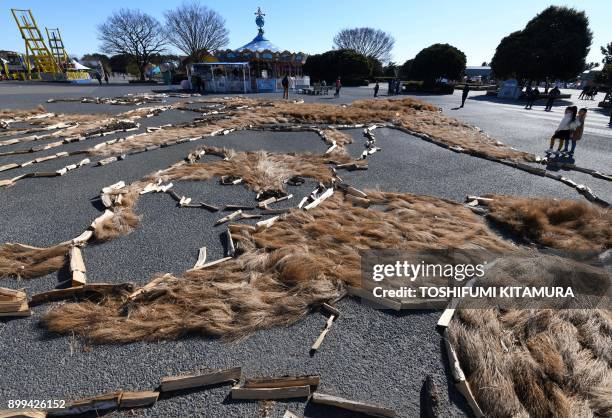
[548,106,587,156]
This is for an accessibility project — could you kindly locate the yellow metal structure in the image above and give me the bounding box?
[46,27,69,68]
[11,8,62,79]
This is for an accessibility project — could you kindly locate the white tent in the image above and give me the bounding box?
[71,60,90,70]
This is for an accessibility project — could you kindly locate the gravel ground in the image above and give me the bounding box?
[1,84,608,418]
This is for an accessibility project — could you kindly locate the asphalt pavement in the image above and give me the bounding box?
[0,82,609,418]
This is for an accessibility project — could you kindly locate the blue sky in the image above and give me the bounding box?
[2,0,611,66]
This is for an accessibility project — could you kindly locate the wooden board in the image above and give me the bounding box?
[311,315,335,352]
[69,246,86,272]
[311,392,396,418]
[0,409,46,418]
[231,385,310,400]
[72,270,87,287]
[256,216,279,229]
[193,247,207,269]
[188,257,232,272]
[48,391,121,416]
[244,375,320,388]
[119,391,159,408]
[161,367,242,392]
[30,283,133,306]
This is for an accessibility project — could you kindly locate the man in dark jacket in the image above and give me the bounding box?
[460,83,470,107]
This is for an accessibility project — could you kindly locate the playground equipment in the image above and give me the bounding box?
[10,8,89,81]
[45,27,69,68]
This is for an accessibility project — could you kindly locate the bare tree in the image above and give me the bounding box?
[164,1,229,59]
[333,27,395,63]
[97,9,167,81]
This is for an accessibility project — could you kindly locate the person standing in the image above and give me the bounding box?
[524,84,533,109]
[94,72,102,85]
[460,83,470,108]
[526,85,539,109]
[334,77,342,98]
[374,82,380,97]
[544,86,560,111]
[548,106,577,153]
[282,74,289,100]
[191,73,201,93]
[563,108,587,156]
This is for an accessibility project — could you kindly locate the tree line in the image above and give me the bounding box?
[89,3,607,86]
[95,1,229,81]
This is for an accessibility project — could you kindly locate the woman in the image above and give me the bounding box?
[548,106,578,153]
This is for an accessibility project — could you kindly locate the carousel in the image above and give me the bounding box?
[190,7,308,93]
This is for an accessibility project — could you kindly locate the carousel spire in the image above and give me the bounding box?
[254,7,265,35]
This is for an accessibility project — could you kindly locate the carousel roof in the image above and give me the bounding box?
[236,31,281,53]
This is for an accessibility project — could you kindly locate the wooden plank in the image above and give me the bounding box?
[244,375,320,389]
[193,247,207,269]
[228,224,257,234]
[256,216,279,229]
[0,163,19,172]
[30,283,133,306]
[321,302,340,317]
[101,181,125,194]
[304,188,334,210]
[47,391,121,416]
[455,381,485,418]
[225,229,235,257]
[231,385,310,400]
[0,299,28,314]
[188,257,232,271]
[215,210,242,226]
[200,202,219,212]
[71,270,87,287]
[311,315,335,352]
[119,391,159,409]
[224,205,254,211]
[72,230,93,246]
[126,275,169,303]
[160,367,242,392]
[0,287,26,301]
[69,247,86,272]
[91,210,114,230]
[0,409,46,418]
[100,194,113,208]
[310,392,397,418]
[443,329,465,382]
[239,213,262,220]
[345,186,367,198]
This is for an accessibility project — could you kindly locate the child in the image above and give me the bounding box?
[548,106,578,154]
[563,108,587,156]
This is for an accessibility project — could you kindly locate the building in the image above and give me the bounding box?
[191,7,308,93]
[465,66,492,83]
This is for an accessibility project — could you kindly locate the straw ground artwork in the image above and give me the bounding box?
[1,96,610,417]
